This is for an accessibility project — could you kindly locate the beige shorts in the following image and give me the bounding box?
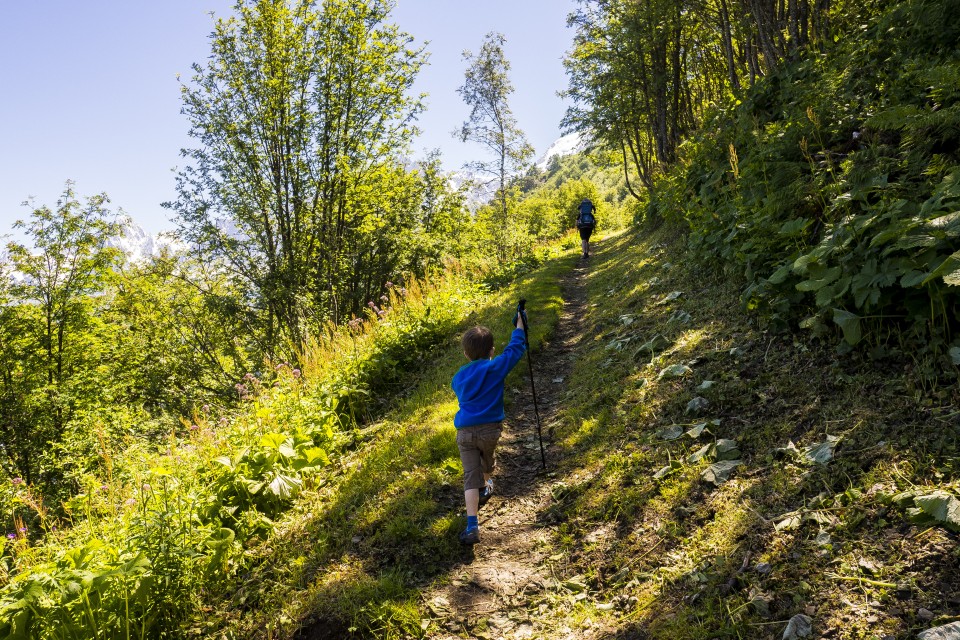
[456,422,502,490]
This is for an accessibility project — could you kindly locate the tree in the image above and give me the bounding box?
[2,183,119,483]
[169,0,425,356]
[455,32,534,261]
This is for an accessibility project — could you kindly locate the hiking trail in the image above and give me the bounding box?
[424,249,605,639]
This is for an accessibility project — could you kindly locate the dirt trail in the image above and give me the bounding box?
[425,256,591,639]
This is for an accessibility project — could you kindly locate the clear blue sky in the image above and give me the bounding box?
[0,0,576,235]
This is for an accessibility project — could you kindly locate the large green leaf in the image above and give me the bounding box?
[912,491,960,531]
[832,309,862,345]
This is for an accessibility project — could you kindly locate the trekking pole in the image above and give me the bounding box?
[517,299,547,469]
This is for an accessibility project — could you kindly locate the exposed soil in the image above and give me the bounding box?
[423,254,595,639]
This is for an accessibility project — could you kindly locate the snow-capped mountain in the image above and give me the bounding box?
[106,217,191,264]
[535,132,587,170]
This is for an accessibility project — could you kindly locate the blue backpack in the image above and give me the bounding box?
[578,200,596,228]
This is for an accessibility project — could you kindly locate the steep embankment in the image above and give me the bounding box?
[213,225,957,640]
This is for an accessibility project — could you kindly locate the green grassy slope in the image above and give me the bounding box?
[532,226,959,639]
[205,244,577,638]
[214,222,958,640]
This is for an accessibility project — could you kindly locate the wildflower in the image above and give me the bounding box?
[367,301,376,308]
[189,424,199,431]
[18,527,26,533]
[11,477,23,486]
[380,295,389,303]
[5,533,14,540]
[292,368,301,378]
[100,484,108,492]
[385,281,394,288]
[201,404,210,413]
[243,372,256,382]
[125,498,136,506]
[377,310,387,318]
[399,287,407,296]
[142,483,151,492]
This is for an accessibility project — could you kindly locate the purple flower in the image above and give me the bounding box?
[385,281,394,288]
[377,310,387,318]
[100,484,108,491]
[11,477,23,486]
[201,404,210,413]
[125,498,136,506]
[142,483,151,492]
[380,295,389,303]
[189,424,199,431]
[6,533,14,540]
[18,527,26,533]
[292,368,301,378]
[367,301,376,308]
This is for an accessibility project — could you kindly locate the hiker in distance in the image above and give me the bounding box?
[576,197,597,258]
[452,311,528,545]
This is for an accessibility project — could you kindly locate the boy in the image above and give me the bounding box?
[451,312,527,545]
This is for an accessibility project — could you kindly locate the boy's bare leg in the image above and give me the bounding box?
[465,488,480,517]
[464,471,493,517]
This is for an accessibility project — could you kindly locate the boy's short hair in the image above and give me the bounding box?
[462,326,494,361]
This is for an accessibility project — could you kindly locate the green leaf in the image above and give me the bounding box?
[657,424,685,441]
[925,250,960,286]
[265,473,302,500]
[658,364,691,379]
[778,218,810,236]
[900,270,927,287]
[912,491,960,531]
[774,512,802,531]
[655,291,683,305]
[634,334,672,358]
[796,266,841,291]
[802,435,839,464]
[653,459,683,480]
[260,433,287,450]
[767,264,792,285]
[715,439,741,461]
[688,443,713,463]
[949,346,960,365]
[686,421,712,438]
[701,459,741,485]
[832,309,862,345]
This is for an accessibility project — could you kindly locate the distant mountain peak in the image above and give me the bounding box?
[536,132,586,170]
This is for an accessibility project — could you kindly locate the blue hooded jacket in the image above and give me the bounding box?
[452,328,527,428]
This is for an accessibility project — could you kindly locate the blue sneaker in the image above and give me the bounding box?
[478,480,494,507]
[459,527,480,545]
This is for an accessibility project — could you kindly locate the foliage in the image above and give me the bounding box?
[169,0,428,354]
[0,265,483,638]
[455,31,534,261]
[649,0,960,356]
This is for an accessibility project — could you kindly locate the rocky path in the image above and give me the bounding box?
[424,255,592,639]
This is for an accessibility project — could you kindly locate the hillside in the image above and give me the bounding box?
[191,225,958,640]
